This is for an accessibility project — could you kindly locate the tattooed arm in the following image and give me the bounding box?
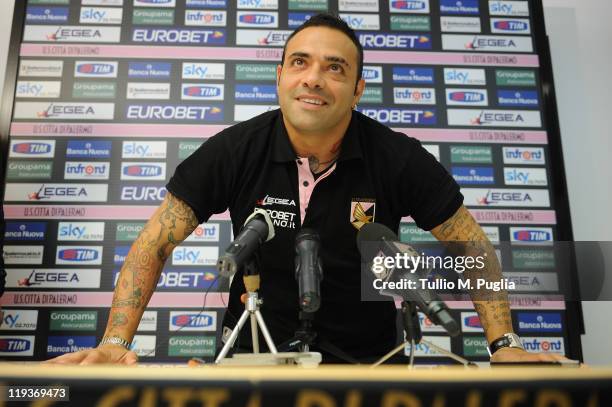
[431,205,567,362]
[46,192,199,365]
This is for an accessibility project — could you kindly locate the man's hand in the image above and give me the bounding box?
[490,347,571,363]
[43,344,138,365]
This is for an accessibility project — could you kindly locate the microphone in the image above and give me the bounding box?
[356,222,459,336]
[295,228,323,313]
[217,208,275,278]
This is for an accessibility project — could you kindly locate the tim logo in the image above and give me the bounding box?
[350,199,375,230]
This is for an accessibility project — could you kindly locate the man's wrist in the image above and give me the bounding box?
[99,336,131,350]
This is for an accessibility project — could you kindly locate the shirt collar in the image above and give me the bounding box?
[272,109,363,163]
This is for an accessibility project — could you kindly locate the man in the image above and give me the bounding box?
[48,14,567,365]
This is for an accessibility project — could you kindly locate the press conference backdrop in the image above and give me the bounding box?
[0,0,582,363]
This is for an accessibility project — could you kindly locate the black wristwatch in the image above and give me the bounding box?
[487,333,524,356]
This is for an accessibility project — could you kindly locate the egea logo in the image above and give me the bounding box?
[465,36,517,50]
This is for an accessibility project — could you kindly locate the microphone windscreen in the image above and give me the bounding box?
[356,222,398,246]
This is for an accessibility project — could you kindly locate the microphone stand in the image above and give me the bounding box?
[371,301,473,367]
[215,253,278,363]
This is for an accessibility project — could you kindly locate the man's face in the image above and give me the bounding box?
[277,26,365,135]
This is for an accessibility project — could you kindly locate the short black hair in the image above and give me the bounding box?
[280,13,364,87]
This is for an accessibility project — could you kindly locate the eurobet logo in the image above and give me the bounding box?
[169,311,216,331]
[521,337,564,354]
[132,28,226,44]
[359,33,431,49]
[186,223,220,242]
[126,105,223,121]
[113,269,217,289]
[358,108,436,125]
[121,185,167,202]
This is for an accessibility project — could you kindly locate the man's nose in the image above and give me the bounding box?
[301,65,325,89]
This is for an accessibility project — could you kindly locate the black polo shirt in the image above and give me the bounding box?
[166,109,463,361]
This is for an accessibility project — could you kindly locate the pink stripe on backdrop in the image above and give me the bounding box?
[401,210,557,225]
[10,123,547,145]
[1,291,564,310]
[3,205,231,221]
[393,128,548,144]
[0,291,229,308]
[20,44,283,61]
[9,123,228,138]
[19,44,539,67]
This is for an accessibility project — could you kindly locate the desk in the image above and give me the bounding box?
[1,363,610,407]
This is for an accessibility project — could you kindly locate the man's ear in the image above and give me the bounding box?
[352,78,366,108]
[276,64,282,88]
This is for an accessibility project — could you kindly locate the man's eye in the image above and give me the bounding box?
[293,58,304,66]
[330,64,343,72]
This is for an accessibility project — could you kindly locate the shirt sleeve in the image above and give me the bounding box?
[166,132,234,224]
[399,138,464,231]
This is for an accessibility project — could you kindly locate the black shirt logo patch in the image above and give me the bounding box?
[350,199,376,230]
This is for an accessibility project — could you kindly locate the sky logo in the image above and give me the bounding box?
[58,222,104,241]
[172,247,218,266]
[122,141,167,159]
[444,68,486,85]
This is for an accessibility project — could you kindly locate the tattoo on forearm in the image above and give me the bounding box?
[111,193,198,311]
[432,206,513,338]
